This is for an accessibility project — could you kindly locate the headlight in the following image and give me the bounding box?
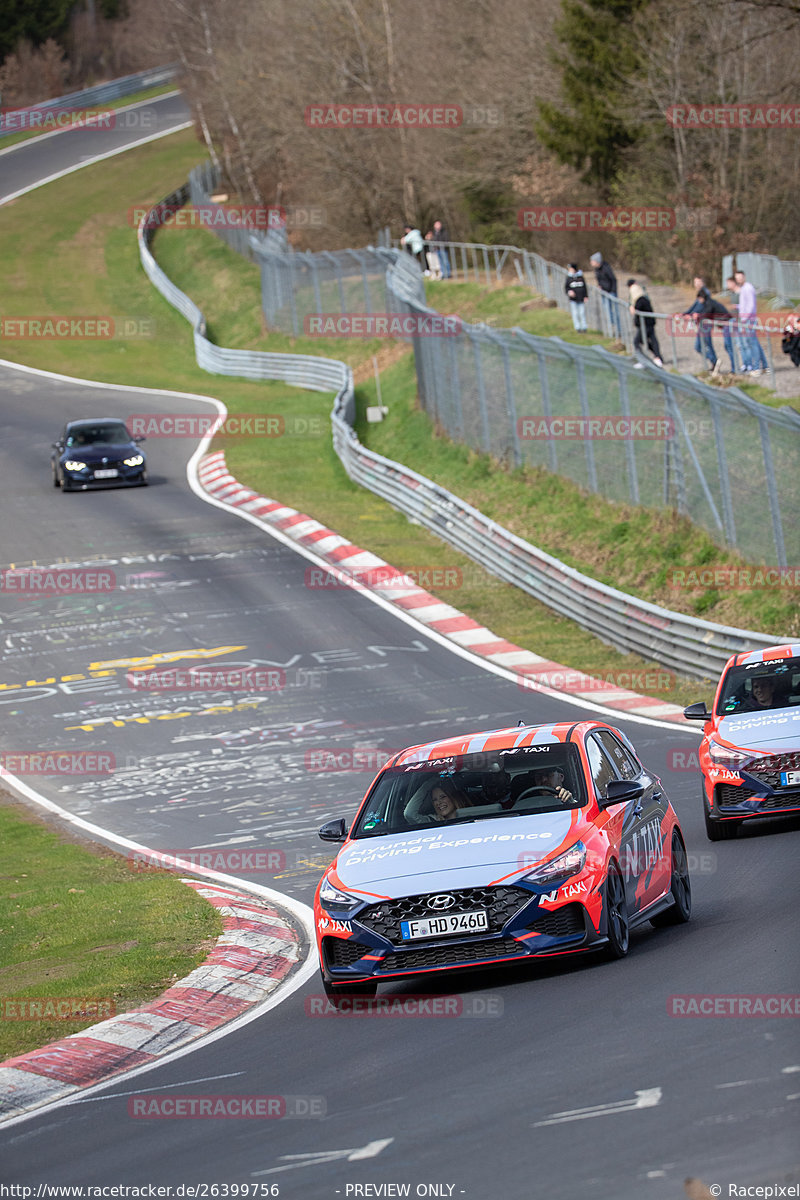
[319,876,361,910]
[524,841,586,885]
[707,740,758,770]
[123,454,144,467]
[64,460,86,471]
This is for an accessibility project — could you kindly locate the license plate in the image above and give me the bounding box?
[780,770,800,786]
[400,909,488,941]
[93,469,118,479]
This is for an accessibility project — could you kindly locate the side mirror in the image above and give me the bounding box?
[600,778,645,808]
[133,435,146,443]
[318,818,348,843]
[683,701,711,722]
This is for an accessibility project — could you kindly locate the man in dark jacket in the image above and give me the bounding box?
[589,251,621,336]
[682,276,735,374]
[565,263,588,331]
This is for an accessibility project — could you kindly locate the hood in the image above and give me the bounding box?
[334,811,580,895]
[716,707,800,751]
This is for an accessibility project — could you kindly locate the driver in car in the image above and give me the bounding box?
[530,765,574,804]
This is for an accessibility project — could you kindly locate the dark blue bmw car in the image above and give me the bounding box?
[51,418,147,491]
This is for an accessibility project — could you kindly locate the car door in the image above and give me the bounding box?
[593,729,669,910]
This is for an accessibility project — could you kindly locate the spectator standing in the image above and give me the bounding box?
[734,269,768,376]
[683,276,720,373]
[432,219,451,279]
[725,276,753,373]
[424,231,442,280]
[401,224,427,274]
[627,279,664,367]
[589,251,621,337]
[564,263,588,331]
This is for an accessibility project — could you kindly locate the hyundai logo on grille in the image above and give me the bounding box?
[427,894,456,911]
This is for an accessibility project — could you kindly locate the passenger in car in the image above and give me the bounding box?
[404,778,472,825]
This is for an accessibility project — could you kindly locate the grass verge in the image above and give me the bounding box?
[1,131,796,714]
[0,793,222,1061]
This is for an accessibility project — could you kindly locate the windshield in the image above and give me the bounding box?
[350,745,586,839]
[717,655,800,716]
[66,423,132,447]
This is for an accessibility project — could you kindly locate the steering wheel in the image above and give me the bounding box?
[513,785,559,804]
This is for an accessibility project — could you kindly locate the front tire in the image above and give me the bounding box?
[704,802,740,841]
[603,863,629,959]
[650,830,692,926]
[52,465,60,488]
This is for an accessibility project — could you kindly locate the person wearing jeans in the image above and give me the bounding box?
[565,263,588,331]
[735,269,768,374]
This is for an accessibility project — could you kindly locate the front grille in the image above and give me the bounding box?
[717,783,800,811]
[323,937,371,968]
[525,903,585,937]
[748,751,800,790]
[379,937,525,973]
[717,783,758,808]
[358,886,531,945]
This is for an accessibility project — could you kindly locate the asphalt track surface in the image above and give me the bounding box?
[1,109,798,1200]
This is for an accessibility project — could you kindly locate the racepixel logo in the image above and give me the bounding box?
[303,314,462,338]
[305,995,504,1017]
[1,997,115,1020]
[517,416,673,440]
[128,1094,326,1119]
[0,107,115,133]
[304,566,463,591]
[0,752,115,776]
[668,994,800,1016]
[126,666,286,692]
[666,104,800,128]
[0,567,116,597]
[0,317,155,339]
[128,204,327,231]
[127,848,286,874]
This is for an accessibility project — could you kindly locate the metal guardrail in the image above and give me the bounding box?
[137,186,783,681]
[722,251,800,307]
[0,64,179,141]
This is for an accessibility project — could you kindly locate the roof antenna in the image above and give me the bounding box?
[517,719,526,726]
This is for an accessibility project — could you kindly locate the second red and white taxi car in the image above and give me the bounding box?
[684,642,800,840]
[315,720,691,999]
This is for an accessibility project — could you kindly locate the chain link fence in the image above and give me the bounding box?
[722,251,800,307]
[187,164,800,568]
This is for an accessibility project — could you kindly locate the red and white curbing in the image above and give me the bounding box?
[0,880,301,1122]
[197,451,687,725]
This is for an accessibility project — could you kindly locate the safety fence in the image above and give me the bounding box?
[0,64,179,141]
[137,184,784,680]
[722,251,800,307]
